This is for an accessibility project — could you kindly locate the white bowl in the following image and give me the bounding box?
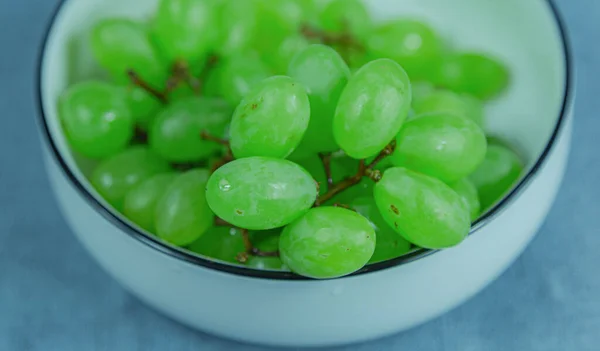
[36,0,574,347]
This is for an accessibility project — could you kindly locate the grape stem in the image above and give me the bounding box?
[318,152,334,190]
[314,141,396,206]
[213,220,280,261]
[214,217,232,226]
[300,24,364,52]
[200,130,230,147]
[240,229,280,259]
[126,69,168,104]
[171,160,208,172]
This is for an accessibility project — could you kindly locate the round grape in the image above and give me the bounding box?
[279,207,376,279]
[155,169,214,246]
[449,178,481,222]
[469,143,524,211]
[123,172,177,233]
[216,0,259,56]
[213,53,272,106]
[229,76,310,159]
[90,146,171,211]
[91,18,167,88]
[152,0,219,64]
[390,112,487,184]
[350,196,412,264]
[288,44,351,153]
[123,85,162,130]
[149,96,232,163]
[59,81,133,159]
[433,53,510,100]
[188,226,246,264]
[333,59,412,159]
[374,167,471,249]
[319,0,372,40]
[367,19,442,81]
[413,90,484,127]
[205,157,318,230]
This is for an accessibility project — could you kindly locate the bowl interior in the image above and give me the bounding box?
[39,0,568,271]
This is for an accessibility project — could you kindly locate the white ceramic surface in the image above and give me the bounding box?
[37,0,573,347]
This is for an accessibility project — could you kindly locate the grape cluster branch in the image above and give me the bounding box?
[127,69,168,103]
[127,55,219,103]
[314,141,396,206]
[318,152,334,190]
[200,130,234,173]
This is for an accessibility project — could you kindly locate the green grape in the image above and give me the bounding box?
[433,53,510,100]
[319,0,372,40]
[168,84,197,102]
[246,229,289,271]
[123,172,177,233]
[152,0,219,64]
[255,0,310,33]
[367,19,442,81]
[390,112,487,183]
[155,169,214,246]
[91,146,171,211]
[123,85,162,130]
[350,196,412,264]
[205,157,318,230]
[59,81,133,159]
[449,178,481,222]
[374,167,471,249]
[265,34,312,75]
[288,44,351,153]
[287,142,316,162]
[253,0,313,73]
[468,143,524,211]
[333,59,412,159]
[413,90,484,127]
[216,0,258,56]
[90,18,167,88]
[188,226,246,264]
[334,179,373,204]
[213,53,272,106]
[229,76,310,159]
[294,152,357,195]
[411,81,436,105]
[149,96,232,162]
[279,206,376,279]
[247,256,289,271]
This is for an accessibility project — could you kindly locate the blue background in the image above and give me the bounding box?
[1,0,598,350]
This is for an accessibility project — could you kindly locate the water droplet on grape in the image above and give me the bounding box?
[219,179,231,191]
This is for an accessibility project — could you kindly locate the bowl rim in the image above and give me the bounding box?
[36,0,574,281]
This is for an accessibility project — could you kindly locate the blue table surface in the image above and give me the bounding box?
[1,0,599,350]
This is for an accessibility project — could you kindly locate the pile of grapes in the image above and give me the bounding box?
[58,0,525,279]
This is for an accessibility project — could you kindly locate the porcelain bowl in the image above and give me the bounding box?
[36,0,573,347]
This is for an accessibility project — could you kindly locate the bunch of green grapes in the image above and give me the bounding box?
[58,0,524,279]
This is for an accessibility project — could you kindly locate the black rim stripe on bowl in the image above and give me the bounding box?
[35,0,574,280]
